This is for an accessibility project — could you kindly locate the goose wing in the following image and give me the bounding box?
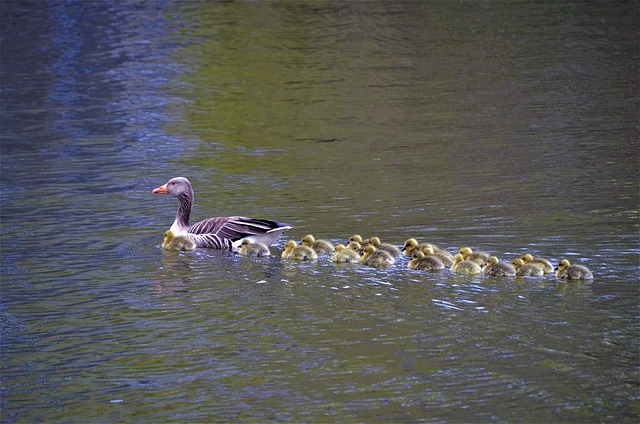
[188,216,293,250]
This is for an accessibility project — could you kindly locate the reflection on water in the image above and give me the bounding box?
[1,1,638,422]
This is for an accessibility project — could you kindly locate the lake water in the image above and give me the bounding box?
[1,1,638,422]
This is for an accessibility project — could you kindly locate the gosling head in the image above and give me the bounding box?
[521,253,534,263]
[556,258,571,271]
[403,238,419,250]
[301,234,316,246]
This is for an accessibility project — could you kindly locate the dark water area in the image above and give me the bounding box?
[1,1,638,422]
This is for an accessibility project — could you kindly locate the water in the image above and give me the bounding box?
[1,1,638,422]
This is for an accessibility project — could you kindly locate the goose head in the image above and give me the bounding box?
[152,177,193,197]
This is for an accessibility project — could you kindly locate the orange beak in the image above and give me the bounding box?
[152,184,168,194]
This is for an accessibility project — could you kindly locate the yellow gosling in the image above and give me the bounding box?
[512,258,544,277]
[331,244,361,264]
[419,246,454,267]
[361,245,395,268]
[482,256,516,277]
[348,234,367,245]
[162,230,196,252]
[556,259,593,280]
[347,241,363,253]
[451,253,482,275]
[402,239,443,257]
[237,239,270,257]
[521,253,554,274]
[282,240,318,261]
[459,247,490,266]
[301,234,335,255]
[408,251,445,271]
[368,237,402,257]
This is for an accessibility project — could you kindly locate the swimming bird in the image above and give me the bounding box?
[482,256,516,277]
[361,245,395,267]
[402,238,441,257]
[237,239,271,257]
[556,259,593,280]
[301,234,335,255]
[512,258,544,277]
[367,237,402,257]
[459,247,490,266]
[521,253,554,274]
[347,241,363,254]
[152,177,293,251]
[282,240,318,261]
[450,253,482,275]
[408,251,445,271]
[331,244,361,264]
[348,234,369,247]
[422,245,454,266]
[162,230,196,251]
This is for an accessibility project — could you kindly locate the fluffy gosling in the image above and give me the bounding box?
[556,259,593,280]
[282,240,318,261]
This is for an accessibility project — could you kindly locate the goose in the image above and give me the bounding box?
[450,254,482,275]
[237,239,271,257]
[361,245,395,267]
[556,259,593,280]
[408,251,445,271]
[152,177,293,251]
[512,258,544,277]
[162,230,196,251]
[521,253,554,274]
[482,256,516,277]
[331,244,361,264]
[459,247,490,266]
[301,234,335,255]
[282,240,318,261]
[367,237,402,257]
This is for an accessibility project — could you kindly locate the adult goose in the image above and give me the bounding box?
[152,177,293,251]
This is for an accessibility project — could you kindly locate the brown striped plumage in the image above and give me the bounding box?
[152,177,293,251]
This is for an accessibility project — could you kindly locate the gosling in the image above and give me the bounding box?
[459,247,490,266]
[450,253,482,275]
[512,258,544,277]
[301,234,335,255]
[521,253,554,274]
[331,244,361,264]
[408,251,445,271]
[368,237,402,257]
[361,245,395,268]
[282,240,318,261]
[556,259,593,280]
[482,256,516,277]
[421,245,454,267]
[237,239,270,257]
[162,230,196,252]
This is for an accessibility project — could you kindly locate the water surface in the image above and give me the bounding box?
[1,1,638,422]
